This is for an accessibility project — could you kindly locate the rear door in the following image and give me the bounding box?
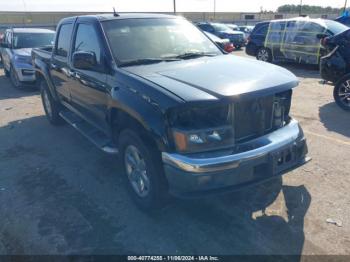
[69,22,109,131]
[50,23,74,101]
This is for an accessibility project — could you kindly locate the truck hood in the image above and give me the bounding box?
[123,55,299,102]
[12,48,32,57]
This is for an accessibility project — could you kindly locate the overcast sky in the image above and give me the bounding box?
[0,0,347,12]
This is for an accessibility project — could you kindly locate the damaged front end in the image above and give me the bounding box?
[166,89,293,154]
[162,89,309,197]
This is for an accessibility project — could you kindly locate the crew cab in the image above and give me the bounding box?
[32,14,310,210]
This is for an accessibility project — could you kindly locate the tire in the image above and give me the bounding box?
[256,47,272,63]
[119,129,168,210]
[10,66,23,89]
[40,80,65,125]
[4,67,9,77]
[334,76,350,111]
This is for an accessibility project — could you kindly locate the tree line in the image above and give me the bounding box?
[277,4,345,14]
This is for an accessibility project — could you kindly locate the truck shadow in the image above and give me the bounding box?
[319,102,350,137]
[0,115,311,257]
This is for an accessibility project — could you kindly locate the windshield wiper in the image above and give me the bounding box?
[119,58,180,67]
[170,52,218,60]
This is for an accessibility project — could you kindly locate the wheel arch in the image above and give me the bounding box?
[109,107,169,153]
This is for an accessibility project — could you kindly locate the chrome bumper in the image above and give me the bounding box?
[162,119,309,197]
[162,119,304,173]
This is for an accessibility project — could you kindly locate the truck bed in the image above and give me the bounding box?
[32,46,53,64]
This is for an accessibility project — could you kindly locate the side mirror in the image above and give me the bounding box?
[316,33,328,39]
[72,51,97,70]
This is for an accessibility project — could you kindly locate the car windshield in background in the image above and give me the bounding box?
[102,18,221,65]
[324,20,348,35]
[13,33,55,49]
[212,23,232,32]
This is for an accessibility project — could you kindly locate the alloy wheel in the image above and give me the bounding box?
[257,49,269,62]
[338,80,350,108]
[124,145,150,198]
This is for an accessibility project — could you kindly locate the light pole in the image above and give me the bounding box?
[299,0,303,16]
[173,0,176,14]
[213,0,216,20]
[344,0,348,13]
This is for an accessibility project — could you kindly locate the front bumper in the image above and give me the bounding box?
[13,62,36,82]
[162,119,310,197]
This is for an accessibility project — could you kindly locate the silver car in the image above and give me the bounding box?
[0,28,55,88]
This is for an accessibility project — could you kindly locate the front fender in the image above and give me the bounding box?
[108,86,170,152]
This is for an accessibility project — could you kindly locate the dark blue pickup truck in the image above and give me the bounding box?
[32,13,310,210]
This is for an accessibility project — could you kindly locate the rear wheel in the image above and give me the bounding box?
[256,47,272,63]
[40,80,64,125]
[119,129,168,210]
[334,76,350,111]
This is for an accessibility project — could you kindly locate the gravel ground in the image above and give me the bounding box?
[0,51,349,256]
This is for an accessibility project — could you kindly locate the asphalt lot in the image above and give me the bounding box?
[0,50,349,256]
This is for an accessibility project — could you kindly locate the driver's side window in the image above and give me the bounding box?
[73,23,102,69]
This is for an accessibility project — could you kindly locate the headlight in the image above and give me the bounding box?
[14,55,31,64]
[168,104,235,153]
[172,126,234,153]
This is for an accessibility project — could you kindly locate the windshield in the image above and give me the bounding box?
[13,32,55,49]
[212,23,232,32]
[102,18,221,64]
[324,20,348,35]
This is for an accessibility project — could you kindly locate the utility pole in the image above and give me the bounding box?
[173,0,176,14]
[299,0,303,16]
[213,0,216,20]
[344,0,348,13]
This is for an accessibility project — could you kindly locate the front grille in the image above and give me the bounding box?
[234,96,274,142]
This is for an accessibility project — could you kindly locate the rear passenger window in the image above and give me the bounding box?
[55,23,73,57]
[73,23,101,65]
[255,25,268,35]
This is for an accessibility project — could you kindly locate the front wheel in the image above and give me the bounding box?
[334,77,350,111]
[256,47,272,63]
[40,80,65,125]
[119,129,168,210]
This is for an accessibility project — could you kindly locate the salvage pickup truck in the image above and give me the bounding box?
[32,14,310,210]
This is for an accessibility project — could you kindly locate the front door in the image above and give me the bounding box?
[69,22,108,131]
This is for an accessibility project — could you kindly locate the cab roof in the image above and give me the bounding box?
[59,13,179,24]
